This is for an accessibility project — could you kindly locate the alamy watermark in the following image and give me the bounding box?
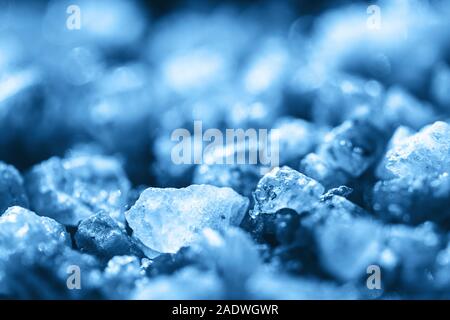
[366,264,382,290]
[366,5,381,31]
[170,121,279,170]
[66,5,81,30]
[67,265,81,290]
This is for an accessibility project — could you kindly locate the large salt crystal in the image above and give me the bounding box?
[0,206,70,293]
[379,121,450,179]
[252,166,324,216]
[0,206,70,262]
[26,154,130,226]
[125,185,249,254]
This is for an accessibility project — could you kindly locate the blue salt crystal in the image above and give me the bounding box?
[298,194,384,282]
[133,267,224,300]
[381,86,438,131]
[192,142,262,197]
[247,271,360,299]
[2,246,102,299]
[241,37,289,96]
[26,154,130,226]
[431,62,450,111]
[84,63,154,184]
[375,126,415,180]
[273,117,319,166]
[252,166,324,217]
[193,163,261,198]
[317,120,385,177]
[146,247,197,277]
[299,153,349,189]
[75,212,144,261]
[245,207,318,275]
[385,222,443,292]
[373,121,450,223]
[0,206,70,261]
[372,174,450,224]
[0,162,28,215]
[0,70,50,165]
[377,121,450,180]
[102,255,144,299]
[433,241,450,292]
[312,74,384,127]
[321,185,353,201]
[315,215,384,282]
[193,228,260,298]
[0,206,70,294]
[125,185,249,254]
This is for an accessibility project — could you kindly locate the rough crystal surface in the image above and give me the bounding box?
[26,154,130,226]
[317,120,385,177]
[0,206,70,261]
[75,213,144,261]
[0,206,70,293]
[252,166,324,216]
[378,121,450,180]
[125,185,249,254]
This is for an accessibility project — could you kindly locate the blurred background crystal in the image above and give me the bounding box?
[0,0,450,299]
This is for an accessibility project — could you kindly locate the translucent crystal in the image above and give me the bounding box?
[0,162,28,215]
[125,185,249,254]
[0,206,70,293]
[26,154,130,226]
[272,117,319,166]
[381,86,437,130]
[315,216,383,281]
[192,142,262,197]
[0,206,69,258]
[378,121,450,180]
[299,153,349,189]
[317,120,384,177]
[375,126,415,180]
[75,213,144,261]
[372,174,450,224]
[252,166,324,216]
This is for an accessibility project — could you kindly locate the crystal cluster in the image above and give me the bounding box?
[0,0,450,300]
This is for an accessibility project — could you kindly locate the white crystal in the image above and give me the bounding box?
[252,166,324,216]
[380,121,450,179]
[125,185,249,254]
